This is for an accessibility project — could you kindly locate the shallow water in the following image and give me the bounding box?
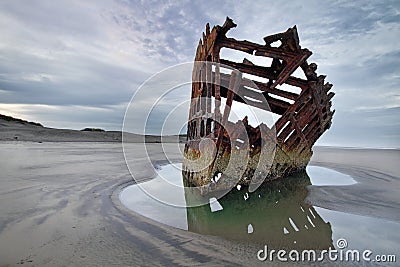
[120,164,400,255]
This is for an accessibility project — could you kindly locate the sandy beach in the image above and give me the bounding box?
[0,120,399,266]
[0,117,184,143]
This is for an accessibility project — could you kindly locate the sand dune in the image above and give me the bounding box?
[0,115,185,143]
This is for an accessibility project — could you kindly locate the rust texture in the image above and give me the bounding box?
[183,17,334,193]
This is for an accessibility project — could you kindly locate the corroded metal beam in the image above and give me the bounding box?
[183,17,334,193]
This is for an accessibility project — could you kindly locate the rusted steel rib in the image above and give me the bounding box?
[183,17,334,193]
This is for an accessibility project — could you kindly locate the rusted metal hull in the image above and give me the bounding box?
[183,18,334,194]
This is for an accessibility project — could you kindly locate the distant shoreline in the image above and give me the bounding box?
[1,114,398,149]
[0,114,185,143]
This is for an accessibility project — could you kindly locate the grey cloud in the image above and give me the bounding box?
[0,47,147,106]
[0,0,398,147]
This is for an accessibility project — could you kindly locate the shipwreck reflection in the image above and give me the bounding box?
[184,170,333,250]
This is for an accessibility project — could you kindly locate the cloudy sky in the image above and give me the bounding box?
[0,0,399,148]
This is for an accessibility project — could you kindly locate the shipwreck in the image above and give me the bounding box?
[182,18,334,194]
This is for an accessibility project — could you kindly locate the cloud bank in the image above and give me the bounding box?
[0,0,399,147]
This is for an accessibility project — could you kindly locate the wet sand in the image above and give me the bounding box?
[0,141,398,266]
[309,147,400,222]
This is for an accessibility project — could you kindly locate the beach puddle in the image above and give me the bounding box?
[120,164,400,254]
[307,166,356,186]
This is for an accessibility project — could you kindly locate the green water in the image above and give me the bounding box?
[186,171,332,249]
[120,164,400,255]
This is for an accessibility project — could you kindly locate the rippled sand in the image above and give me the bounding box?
[0,142,398,266]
